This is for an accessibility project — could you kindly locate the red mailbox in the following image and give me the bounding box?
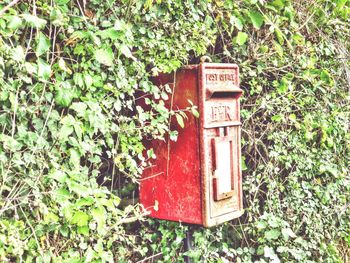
[140,63,243,227]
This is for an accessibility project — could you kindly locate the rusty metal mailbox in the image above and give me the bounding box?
[140,63,243,227]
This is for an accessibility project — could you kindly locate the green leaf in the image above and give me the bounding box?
[114,100,122,112]
[147,149,156,159]
[120,45,133,58]
[12,46,25,62]
[36,32,51,57]
[44,212,59,223]
[191,107,199,118]
[0,134,22,151]
[76,197,94,207]
[281,228,296,241]
[94,48,114,67]
[60,225,69,237]
[277,78,289,93]
[69,148,81,169]
[73,73,84,87]
[58,58,72,74]
[21,14,47,29]
[320,70,332,84]
[91,206,106,234]
[37,58,51,80]
[236,32,248,45]
[70,102,87,116]
[336,0,347,10]
[241,157,248,171]
[270,0,286,9]
[264,247,280,262]
[175,114,184,128]
[98,28,122,40]
[256,220,267,230]
[288,114,297,122]
[59,124,74,141]
[84,247,95,262]
[274,42,284,57]
[49,170,67,183]
[231,16,244,31]
[50,8,65,26]
[0,91,9,101]
[169,130,178,142]
[71,211,89,226]
[55,81,78,107]
[271,114,283,122]
[161,91,169,100]
[54,188,71,203]
[24,62,37,74]
[248,11,264,29]
[275,28,284,44]
[84,74,93,87]
[77,226,89,236]
[264,229,281,240]
[7,16,22,30]
[69,181,89,196]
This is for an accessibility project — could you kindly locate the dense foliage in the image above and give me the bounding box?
[0,0,349,262]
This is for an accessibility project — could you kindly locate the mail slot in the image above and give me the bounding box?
[140,63,243,227]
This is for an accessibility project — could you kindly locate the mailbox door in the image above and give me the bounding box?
[140,67,203,225]
[199,63,244,227]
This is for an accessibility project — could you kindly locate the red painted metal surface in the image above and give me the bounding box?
[140,63,243,227]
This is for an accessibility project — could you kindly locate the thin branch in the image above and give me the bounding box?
[138,172,164,182]
[0,0,21,18]
[75,0,89,25]
[296,10,316,31]
[11,87,19,138]
[136,252,163,263]
[20,206,43,258]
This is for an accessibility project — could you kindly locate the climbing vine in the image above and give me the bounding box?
[0,0,349,262]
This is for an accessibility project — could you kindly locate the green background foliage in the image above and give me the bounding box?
[0,0,349,262]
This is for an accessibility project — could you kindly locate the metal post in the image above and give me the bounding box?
[184,227,193,263]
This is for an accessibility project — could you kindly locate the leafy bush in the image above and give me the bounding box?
[0,0,349,262]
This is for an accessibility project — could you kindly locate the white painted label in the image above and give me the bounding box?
[215,140,232,194]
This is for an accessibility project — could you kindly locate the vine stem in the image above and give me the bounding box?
[166,71,177,178]
[20,205,43,258]
[136,252,163,263]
